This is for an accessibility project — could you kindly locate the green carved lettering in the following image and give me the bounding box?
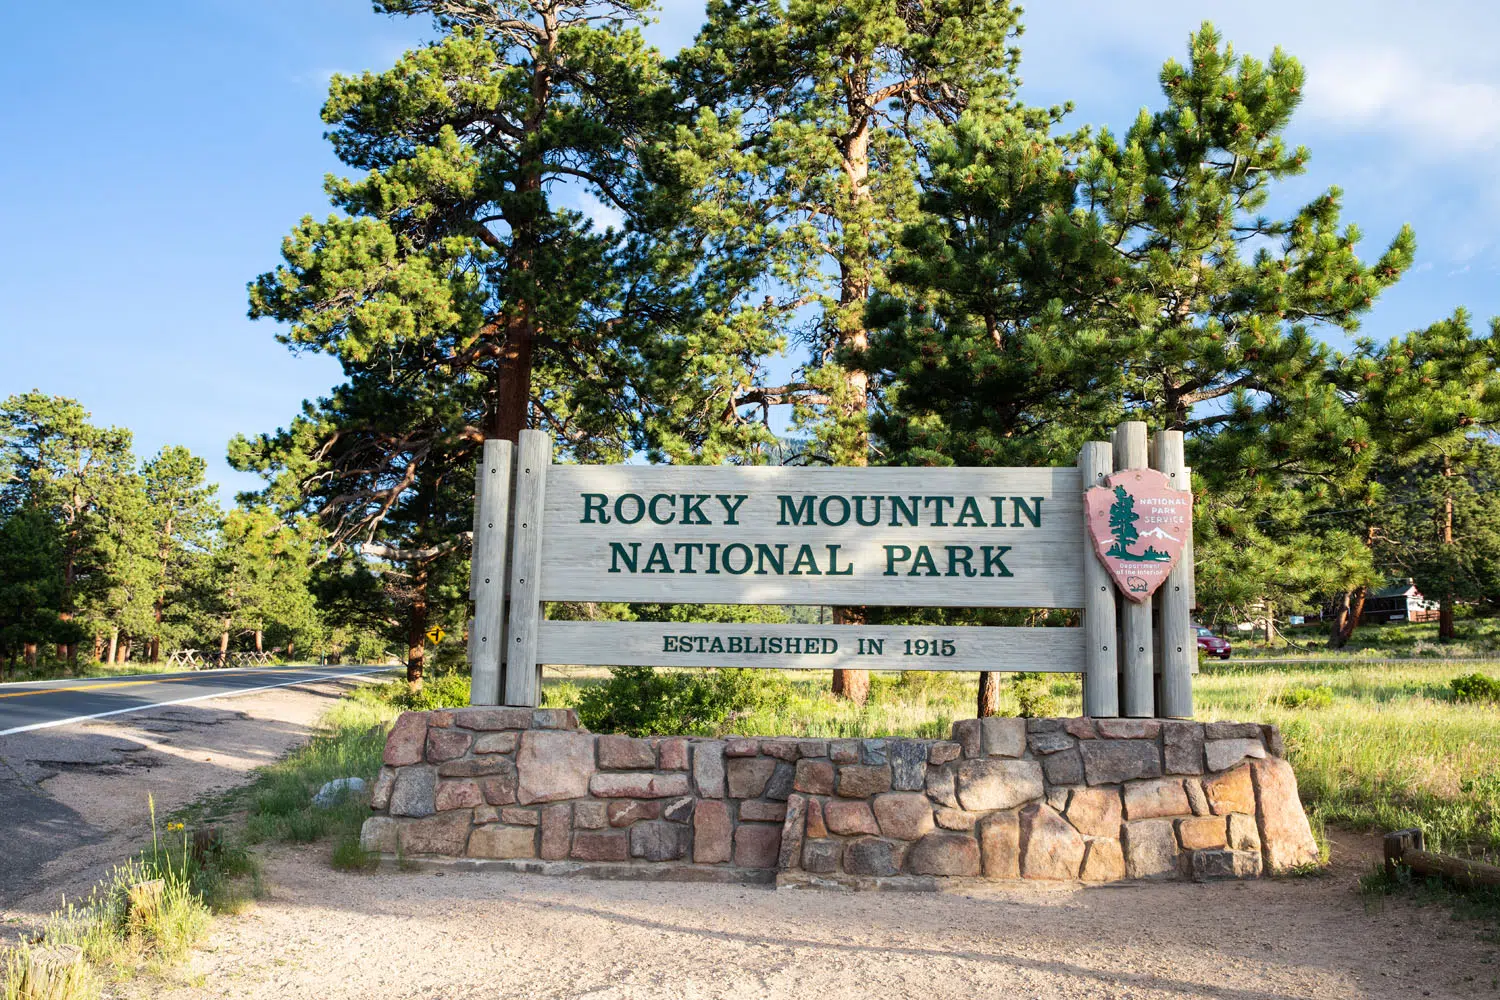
[955,496,987,527]
[722,543,753,574]
[825,544,854,575]
[608,542,639,573]
[755,543,786,575]
[648,493,676,525]
[614,493,645,524]
[716,493,748,524]
[778,495,816,526]
[790,544,822,575]
[581,493,610,524]
[884,544,911,575]
[947,545,977,577]
[680,494,711,524]
[981,545,1014,576]
[819,495,850,525]
[889,496,920,526]
[643,542,673,573]
[923,496,955,525]
[1011,496,1043,528]
[909,545,940,576]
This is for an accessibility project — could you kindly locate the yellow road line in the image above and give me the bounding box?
[0,673,245,700]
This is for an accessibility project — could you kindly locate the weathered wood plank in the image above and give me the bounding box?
[504,431,549,707]
[469,438,514,707]
[535,465,1084,607]
[1113,421,1155,718]
[536,621,1086,672]
[1078,440,1119,717]
[1152,430,1194,719]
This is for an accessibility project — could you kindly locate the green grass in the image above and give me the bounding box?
[2,797,258,999]
[1233,609,1500,660]
[236,690,401,858]
[1194,659,1500,862]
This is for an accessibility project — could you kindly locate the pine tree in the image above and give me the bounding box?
[864,24,1418,628]
[142,446,221,661]
[0,505,65,674]
[0,393,137,668]
[681,0,1029,702]
[1326,311,1500,643]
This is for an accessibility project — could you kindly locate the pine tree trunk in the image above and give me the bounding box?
[150,593,164,663]
[120,639,131,663]
[829,97,875,704]
[254,630,263,654]
[1328,591,1353,648]
[1440,457,1456,641]
[287,638,295,662]
[219,623,230,667]
[487,39,552,444]
[24,643,36,669]
[1344,586,1368,641]
[107,627,119,667]
[407,569,429,689]
[977,672,1001,718]
[58,533,78,666]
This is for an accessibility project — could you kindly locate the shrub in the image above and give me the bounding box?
[1011,672,1057,718]
[1450,673,1500,704]
[575,665,790,735]
[373,672,471,711]
[1275,685,1335,710]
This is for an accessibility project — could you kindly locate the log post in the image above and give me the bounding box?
[1113,421,1154,718]
[504,430,551,707]
[1078,440,1119,717]
[469,438,515,706]
[1151,430,1194,719]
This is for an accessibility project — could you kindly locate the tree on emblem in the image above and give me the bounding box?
[1106,485,1140,558]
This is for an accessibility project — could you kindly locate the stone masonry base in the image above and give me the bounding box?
[361,708,1319,887]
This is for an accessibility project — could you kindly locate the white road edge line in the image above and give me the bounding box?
[0,664,355,691]
[0,668,393,737]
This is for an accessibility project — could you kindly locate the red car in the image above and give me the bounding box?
[1195,626,1231,659]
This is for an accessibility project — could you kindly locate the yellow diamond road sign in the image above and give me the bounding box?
[426,626,446,645]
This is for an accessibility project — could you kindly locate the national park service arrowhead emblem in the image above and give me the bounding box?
[1085,468,1191,603]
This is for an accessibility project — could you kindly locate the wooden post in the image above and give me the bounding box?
[1384,828,1424,878]
[1151,429,1193,719]
[1185,465,1198,675]
[469,438,514,706]
[504,430,550,707]
[1078,441,1119,717]
[1113,421,1155,718]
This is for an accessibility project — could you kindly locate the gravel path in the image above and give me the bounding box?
[147,839,1497,1000]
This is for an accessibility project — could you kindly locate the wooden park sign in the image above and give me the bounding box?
[467,421,1195,719]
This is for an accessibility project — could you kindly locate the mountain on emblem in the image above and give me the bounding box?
[1085,469,1191,603]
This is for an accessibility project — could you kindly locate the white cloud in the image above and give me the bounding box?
[1304,48,1500,151]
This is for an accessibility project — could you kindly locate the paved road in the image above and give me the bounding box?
[0,665,390,906]
[0,665,389,736]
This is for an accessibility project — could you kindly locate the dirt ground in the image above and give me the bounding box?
[128,833,1491,1000]
[5,685,1498,999]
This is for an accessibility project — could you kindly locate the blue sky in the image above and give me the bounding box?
[2,0,1497,502]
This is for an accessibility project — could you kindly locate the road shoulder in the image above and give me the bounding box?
[0,675,378,912]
